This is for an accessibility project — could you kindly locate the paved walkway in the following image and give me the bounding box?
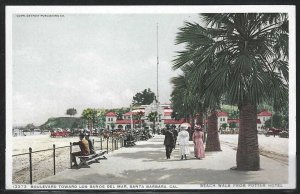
[37,135,288,184]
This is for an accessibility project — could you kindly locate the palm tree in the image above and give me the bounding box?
[172,43,222,151]
[148,111,158,134]
[82,108,98,133]
[170,74,192,122]
[205,110,221,151]
[170,64,221,144]
[173,13,288,171]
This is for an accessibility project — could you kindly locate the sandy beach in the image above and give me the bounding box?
[12,134,116,184]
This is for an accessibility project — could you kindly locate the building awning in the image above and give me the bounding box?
[116,120,140,124]
[163,119,185,124]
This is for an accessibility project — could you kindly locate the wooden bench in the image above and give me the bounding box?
[76,150,107,168]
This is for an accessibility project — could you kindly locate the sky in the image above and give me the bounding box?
[12,13,200,126]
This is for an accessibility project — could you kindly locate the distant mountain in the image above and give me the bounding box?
[40,117,85,129]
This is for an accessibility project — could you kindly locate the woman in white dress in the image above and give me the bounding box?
[177,126,190,160]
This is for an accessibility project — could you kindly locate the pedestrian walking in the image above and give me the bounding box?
[163,126,175,159]
[172,127,178,148]
[192,125,205,159]
[177,126,190,160]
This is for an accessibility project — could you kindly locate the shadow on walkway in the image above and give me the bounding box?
[114,150,165,162]
[45,167,282,184]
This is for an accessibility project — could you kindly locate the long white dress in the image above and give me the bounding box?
[177,130,190,156]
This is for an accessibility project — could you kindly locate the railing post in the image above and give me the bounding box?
[29,147,32,184]
[70,142,72,168]
[106,137,109,154]
[111,137,114,151]
[100,136,103,150]
[53,144,56,175]
[93,139,95,145]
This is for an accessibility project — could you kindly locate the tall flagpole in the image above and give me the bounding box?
[156,23,159,102]
[156,23,161,130]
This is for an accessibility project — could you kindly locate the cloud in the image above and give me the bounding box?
[13,92,61,125]
[11,13,199,126]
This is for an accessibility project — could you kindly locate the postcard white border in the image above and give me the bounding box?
[5,5,296,190]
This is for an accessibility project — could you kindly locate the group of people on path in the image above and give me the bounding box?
[163,125,205,160]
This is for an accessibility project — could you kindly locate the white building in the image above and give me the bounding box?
[141,101,184,128]
[217,110,271,133]
[257,110,272,131]
[104,101,185,130]
[217,111,228,129]
[105,112,117,130]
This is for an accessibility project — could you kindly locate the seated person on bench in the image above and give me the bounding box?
[125,132,135,146]
[85,133,95,154]
[71,133,90,168]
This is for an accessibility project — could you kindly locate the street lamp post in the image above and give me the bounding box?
[130,104,133,130]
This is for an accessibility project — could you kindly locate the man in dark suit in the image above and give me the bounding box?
[163,126,175,159]
[172,127,178,147]
[85,134,95,154]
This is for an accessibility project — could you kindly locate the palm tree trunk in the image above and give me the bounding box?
[236,101,260,171]
[196,112,203,125]
[205,110,221,151]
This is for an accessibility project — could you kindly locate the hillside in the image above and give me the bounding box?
[40,117,85,129]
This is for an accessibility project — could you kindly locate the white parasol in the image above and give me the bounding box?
[180,123,191,129]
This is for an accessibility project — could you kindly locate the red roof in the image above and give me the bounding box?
[227,119,261,124]
[105,112,117,117]
[123,111,138,116]
[163,119,185,124]
[116,120,140,124]
[257,111,272,117]
[217,112,228,117]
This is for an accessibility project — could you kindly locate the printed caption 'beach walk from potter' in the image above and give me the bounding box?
[6,6,296,190]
